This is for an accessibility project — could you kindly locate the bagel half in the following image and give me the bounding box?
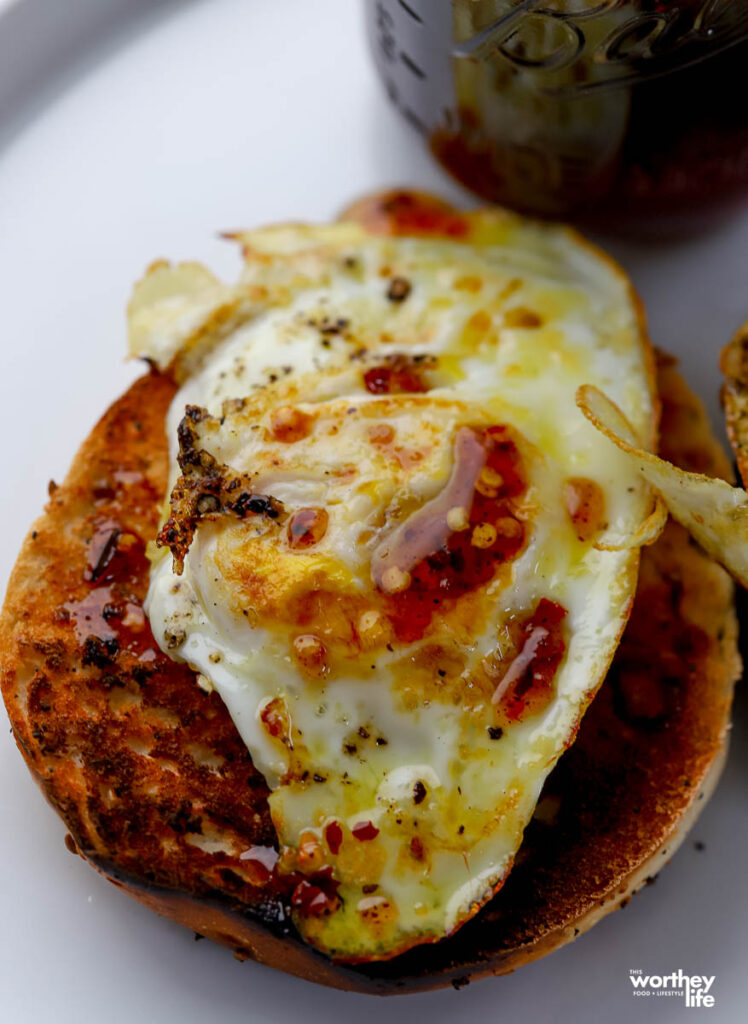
[0,340,739,993]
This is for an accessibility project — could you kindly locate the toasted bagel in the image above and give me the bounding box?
[0,346,738,993]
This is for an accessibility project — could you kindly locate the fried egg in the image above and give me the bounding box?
[131,193,661,961]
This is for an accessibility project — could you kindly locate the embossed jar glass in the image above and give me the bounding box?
[366,1,748,229]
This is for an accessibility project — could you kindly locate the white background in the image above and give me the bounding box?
[0,2,746,1022]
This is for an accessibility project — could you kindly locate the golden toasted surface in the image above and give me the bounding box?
[0,374,277,903]
[0,351,739,993]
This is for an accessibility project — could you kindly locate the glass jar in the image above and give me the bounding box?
[366,0,748,231]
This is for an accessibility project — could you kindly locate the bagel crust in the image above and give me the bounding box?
[0,351,739,994]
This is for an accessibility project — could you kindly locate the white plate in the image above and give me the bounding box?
[0,2,746,1022]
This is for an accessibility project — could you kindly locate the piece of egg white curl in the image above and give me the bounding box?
[129,193,748,962]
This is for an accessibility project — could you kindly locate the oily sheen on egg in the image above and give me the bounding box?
[133,201,657,961]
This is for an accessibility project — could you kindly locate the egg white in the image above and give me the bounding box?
[133,206,657,960]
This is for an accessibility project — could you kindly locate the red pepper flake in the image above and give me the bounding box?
[324,821,343,856]
[363,366,393,394]
[289,866,341,917]
[260,697,290,741]
[291,880,334,916]
[363,355,430,395]
[352,820,379,841]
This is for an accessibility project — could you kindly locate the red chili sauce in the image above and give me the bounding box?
[385,424,527,643]
[495,599,568,724]
[345,190,469,239]
[364,357,430,396]
[64,515,156,666]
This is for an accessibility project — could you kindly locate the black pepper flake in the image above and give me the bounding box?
[362,883,378,894]
[343,743,357,755]
[413,780,427,805]
[313,774,327,783]
[238,494,282,519]
[694,840,706,852]
[318,316,349,336]
[82,635,119,667]
[358,727,370,739]
[458,825,465,835]
[437,669,446,678]
[387,276,412,303]
[375,737,388,746]
[488,726,504,740]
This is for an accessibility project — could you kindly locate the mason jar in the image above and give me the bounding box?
[366,0,748,230]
